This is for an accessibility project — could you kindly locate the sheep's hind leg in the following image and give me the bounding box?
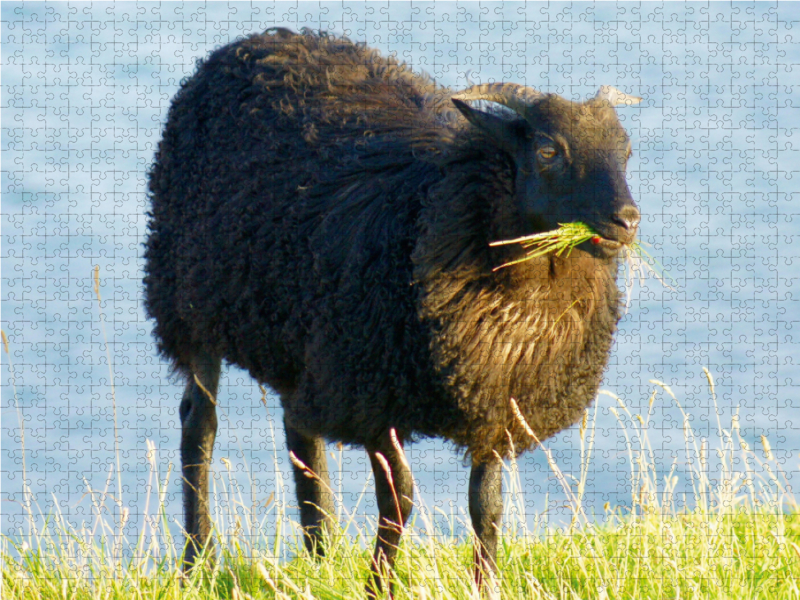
[179,351,221,570]
[285,423,336,556]
[366,431,414,599]
[469,457,503,590]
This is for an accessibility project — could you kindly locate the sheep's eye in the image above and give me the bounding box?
[537,146,558,161]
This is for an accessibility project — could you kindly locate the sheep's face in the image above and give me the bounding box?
[453,91,641,257]
[516,96,639,253]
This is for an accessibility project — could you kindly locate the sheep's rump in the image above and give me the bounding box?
[144,29,449,443]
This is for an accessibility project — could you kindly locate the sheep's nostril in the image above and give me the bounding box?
[611,207,640,232]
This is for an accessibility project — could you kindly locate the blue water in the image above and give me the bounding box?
[3,2,800,550]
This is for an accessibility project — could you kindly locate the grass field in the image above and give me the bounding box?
[3,281,800,599]
[4,366,799,599]
[5,509,799,599]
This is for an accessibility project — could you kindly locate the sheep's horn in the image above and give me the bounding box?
[452,83,545,118]
[594,85,642,107]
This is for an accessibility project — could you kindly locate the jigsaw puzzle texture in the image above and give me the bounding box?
[2,0,799,581]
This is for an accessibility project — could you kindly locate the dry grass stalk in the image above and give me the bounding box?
[374,452,404,535]
[491,222,673,306]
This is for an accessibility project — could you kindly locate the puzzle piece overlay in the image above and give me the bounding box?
[2,1,799,559]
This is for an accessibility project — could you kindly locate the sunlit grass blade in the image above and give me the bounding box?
[491,222,673,301]
[490,222,596,269]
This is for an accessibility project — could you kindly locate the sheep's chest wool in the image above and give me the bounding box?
[143,28,641,593]
[413,229,623,461]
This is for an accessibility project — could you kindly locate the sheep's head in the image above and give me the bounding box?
[452,83,641,258]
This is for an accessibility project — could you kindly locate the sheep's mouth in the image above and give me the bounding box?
[584,236,628,260]
[585,221,638,255]
[589,236,623,250]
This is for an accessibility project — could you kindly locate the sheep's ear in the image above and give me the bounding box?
[451,98,525,155]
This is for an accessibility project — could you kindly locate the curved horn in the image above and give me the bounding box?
[595,85,642,107]
[451,83,545,118]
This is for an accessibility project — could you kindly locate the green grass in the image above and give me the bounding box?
[490,223,674,307]
[5,507,799,599]
[2,273,798,599]
[490,222,602,269]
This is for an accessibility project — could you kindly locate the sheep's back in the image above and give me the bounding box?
[143,29,440,396]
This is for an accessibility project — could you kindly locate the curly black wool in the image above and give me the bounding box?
[144,28,625,461]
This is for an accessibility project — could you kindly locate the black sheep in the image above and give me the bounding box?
[143,27,642,594]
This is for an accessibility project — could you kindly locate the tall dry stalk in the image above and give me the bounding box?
[2,329,38,540]
[92,266,125,573]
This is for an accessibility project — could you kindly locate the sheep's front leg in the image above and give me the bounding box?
[285,423,335,556]
[469,457,503,588]
[179,353,221,569]
[366,431,414,598]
